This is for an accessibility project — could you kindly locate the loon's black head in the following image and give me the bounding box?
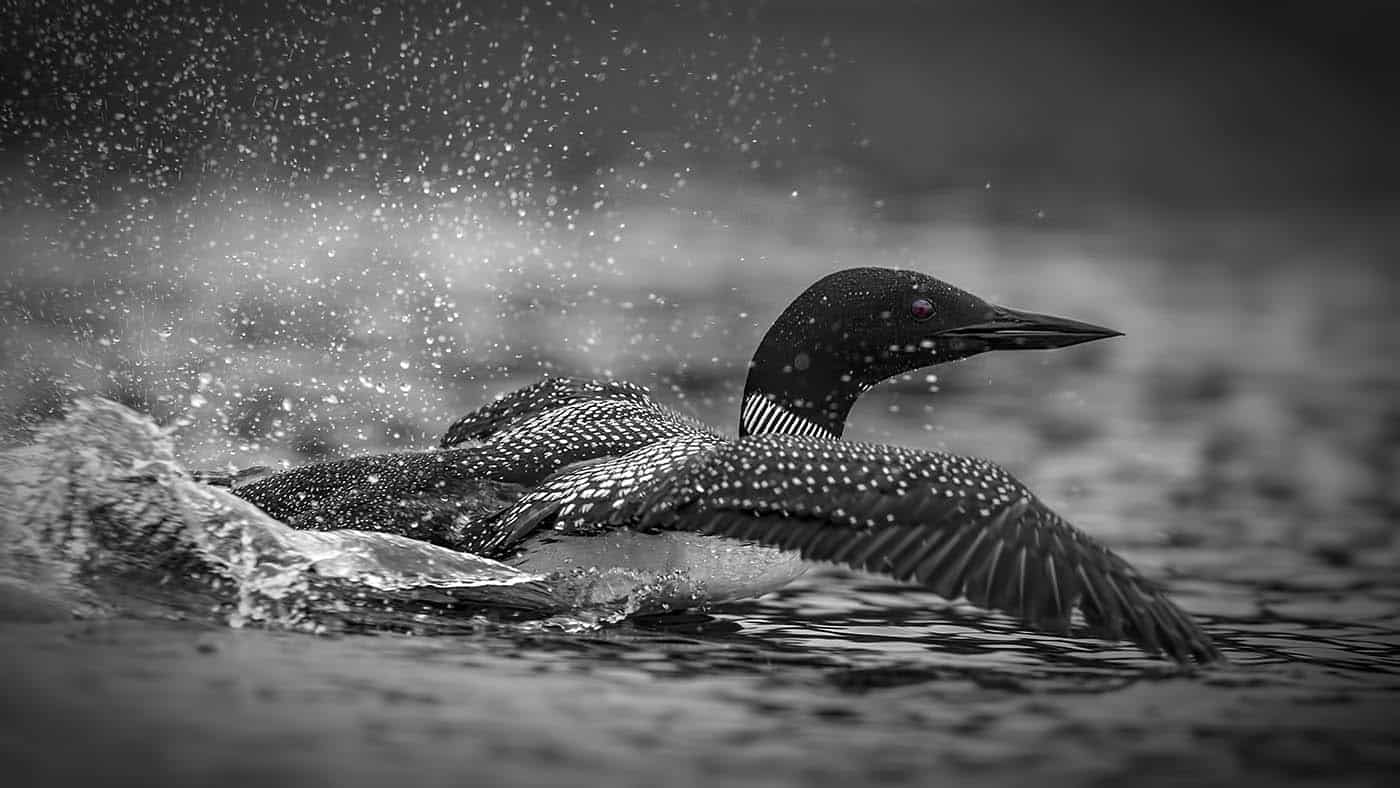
[741,267,1120,438]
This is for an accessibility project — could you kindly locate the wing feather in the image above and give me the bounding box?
[440,376,657,447]
[974,538,1005,610]
[617,435,1218,663]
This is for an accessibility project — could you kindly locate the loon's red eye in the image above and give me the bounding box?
[910,298,934,321]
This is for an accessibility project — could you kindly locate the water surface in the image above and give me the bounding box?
[4,537,1398,787]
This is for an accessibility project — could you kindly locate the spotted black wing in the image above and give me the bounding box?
[611,436,1219,663]
[231,448,530,545]
[440,375,657,447]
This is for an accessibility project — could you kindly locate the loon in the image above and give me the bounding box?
[226,267,1218,663]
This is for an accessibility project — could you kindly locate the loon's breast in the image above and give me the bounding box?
[508,531,809,610]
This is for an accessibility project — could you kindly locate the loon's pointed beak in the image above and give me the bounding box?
[939,305,1122,351]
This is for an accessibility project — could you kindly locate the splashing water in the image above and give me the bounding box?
[0,398,677,633]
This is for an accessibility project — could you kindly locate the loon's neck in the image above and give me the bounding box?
[739,348,868,439]
[738,281,893,439]
[739,390,844,439]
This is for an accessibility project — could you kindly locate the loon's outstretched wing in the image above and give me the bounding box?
[440,375,659,447]
[231,448,529,546]
[514,434,1217,663]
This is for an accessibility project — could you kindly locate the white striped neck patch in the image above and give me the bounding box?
[739,393,838,439]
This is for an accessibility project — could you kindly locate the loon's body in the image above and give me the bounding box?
[228,268,1219,663]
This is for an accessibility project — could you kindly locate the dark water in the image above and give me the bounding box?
[4,547,1398,787]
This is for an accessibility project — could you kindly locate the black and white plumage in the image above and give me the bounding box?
[234,378,712,548]
[225,267,1219,663]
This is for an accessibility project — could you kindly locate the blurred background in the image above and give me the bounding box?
[2,0,1396,553]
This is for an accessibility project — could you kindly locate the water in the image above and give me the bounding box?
[4,564,1397,787]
